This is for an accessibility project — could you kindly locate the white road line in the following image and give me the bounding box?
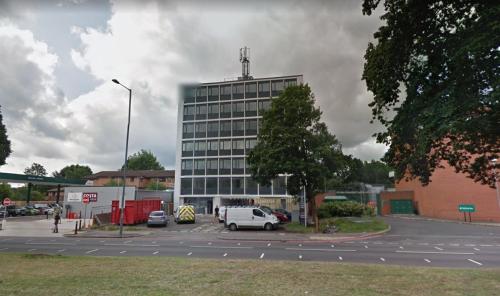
[364,245,368,249]
[56,249,65,253]
[331,244,335,248]
[473,248,480,251]
[285,248,356,252]
[267,243,271,247]
[25,242,75,246]
[418,243,429,246]
[298,244,302,247]
[338,256,343,261]
[120,251,127,254]
[424,259,431,263]
[298,255,303,260]
[86,249,99,254]
[223,253,227,257]
[373,242,383,245]
[396,250,474,255]
[190,246,253,249]
[399,246,404,249]
[124,240,132,244]
[465,244,475,247]
[104,244,159,247]
[449,243,460,246]
[99,240,105,243]
[28,249,37,252]
[467,259,483,266]
[480,244,492,247]
[237,243,241,246]
[153,251,159,255]
[380,257,385,262]
[434,246,444,251]
[0,248,8,251]
[435,243,444,246]
[187,252,192,256]
[260,253,265,259]
[208,242,212,245]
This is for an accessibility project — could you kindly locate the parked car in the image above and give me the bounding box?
[42,207,54,215]
[260,206,288,223]
[23,206,39,215]
[225,206,279,231]
[273,208,292,222]
[6,205,26,216]
[147,211,168,227]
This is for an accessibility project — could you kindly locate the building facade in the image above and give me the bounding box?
[174,75,303,214]
[86,170,175,189]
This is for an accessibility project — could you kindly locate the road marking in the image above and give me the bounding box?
[473,248,480,251]
[298,255,303,259]
[338,256,343,261]
[364,245,368,249]
[480,244,492,247]
[380,257,385,262]
[1,238,12,241]
[120,251,127,254]
[449,243,459,246]
[86,249,99,254]
[208,242,212,245]
[298,244,302,247]
[179,242,184,244]
[285,248,356,252]
[467,259,483,266]
[260,253,265,259]
[99,240,105,243]
[0,248,8,251]
[434,247,443,251]
[396,250,474,255]
[435,243,444,246]
[237,243,241,246]
[331,244,335,248]
[152,241,156,244]
[465,244,475,247]
[373,242,383,245]
[424,259,431,263]
[418,243,429,246]
[56,249,65,253]
[25,242,75,246]
[187,252,192,256]
[190,246,253,249]
[267,243,271,247]
[153,251,159,255]
[399,246,404,249]
[223,253,227,257]
[28,249,37,252]
[124,240,132,244]
[104,244,159,247]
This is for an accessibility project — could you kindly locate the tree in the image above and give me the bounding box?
[146,181,167,191]
[24,163,47,176]
[0,183,12,199]
[362,1,499,187]
[122,149,164,170]
[0,105,11,167]
[53,164,92,180]
[247,84,346,230]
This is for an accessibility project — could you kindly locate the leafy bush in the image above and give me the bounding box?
[318,201,370,217]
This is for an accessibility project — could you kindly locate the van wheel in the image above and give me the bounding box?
[264,223,273,231]
[229,223,237,231]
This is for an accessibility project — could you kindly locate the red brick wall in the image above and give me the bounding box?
[396,163,500,222]
[380,191,414,215]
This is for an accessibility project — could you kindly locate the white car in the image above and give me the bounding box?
[225,207,279,231]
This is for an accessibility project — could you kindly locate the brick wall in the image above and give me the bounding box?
[380,191,414,215]
[396,163,500,222]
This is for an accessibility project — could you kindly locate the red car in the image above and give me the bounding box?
[260,206,288,223]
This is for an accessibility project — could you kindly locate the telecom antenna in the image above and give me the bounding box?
[239,46,253,80]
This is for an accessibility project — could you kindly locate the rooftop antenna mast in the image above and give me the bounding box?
[239,46,253,80]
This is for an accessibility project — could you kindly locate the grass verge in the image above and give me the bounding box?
[0,253,499,296]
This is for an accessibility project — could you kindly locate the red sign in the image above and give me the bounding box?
[82,193,98,203]
[3,198,11,206]
[82,196,89,204]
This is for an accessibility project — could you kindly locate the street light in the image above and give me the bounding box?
[491,158,500,210]
[112,78,132,238]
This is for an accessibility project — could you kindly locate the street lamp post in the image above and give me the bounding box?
[491,159,500,210]
[112,79,132,238]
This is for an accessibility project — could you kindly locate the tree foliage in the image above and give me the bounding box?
[146,181,167,191]
[0,183,12,199]
[53,164,92,180]
[0,105,11,167]
[362,0,499,187]
[247,85,346,227]
[24,163,47,176]
[123,149,164,170]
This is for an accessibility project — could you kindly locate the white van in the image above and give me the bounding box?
[218,206,226,223]
[225,207,279,231]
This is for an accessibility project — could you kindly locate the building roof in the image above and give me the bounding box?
[86,170,175,180]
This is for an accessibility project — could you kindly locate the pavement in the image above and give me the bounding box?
[0,217,91,237]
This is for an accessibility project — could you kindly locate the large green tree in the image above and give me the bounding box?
[247,84,346,229]
[24,162,47,176]
[0,105,11,166]
[122,149,164,170]
[53,164,92,180]
[362,1,499,187]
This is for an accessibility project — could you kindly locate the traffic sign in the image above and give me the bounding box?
[3,198,11,206]
[82,196,90,204]
[458,204,475,212]
[82,193,97,202]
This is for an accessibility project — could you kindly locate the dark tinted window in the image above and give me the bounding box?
[253,209,264,217]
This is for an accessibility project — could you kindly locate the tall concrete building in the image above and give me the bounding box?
[174,49,303,214]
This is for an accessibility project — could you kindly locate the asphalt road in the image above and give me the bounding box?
[1,216,500,268]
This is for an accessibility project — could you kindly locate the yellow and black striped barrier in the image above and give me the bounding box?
[177,206,195,223]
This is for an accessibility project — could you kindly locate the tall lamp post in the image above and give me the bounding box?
[492,158,500,210]
[112,79,132,238]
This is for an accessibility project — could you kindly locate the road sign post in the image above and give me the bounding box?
[82,195,89,228]
[458,204,475,222]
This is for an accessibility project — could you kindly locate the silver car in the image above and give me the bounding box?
[147,211,168,227]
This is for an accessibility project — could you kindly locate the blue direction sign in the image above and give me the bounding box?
[458,204,475,213]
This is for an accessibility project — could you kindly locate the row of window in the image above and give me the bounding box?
[183,79,297,103]
[182,119,259,139]
[181,157,250,176]
[180,177,287,195]
[182,138,257,157]
[183,100,271,121]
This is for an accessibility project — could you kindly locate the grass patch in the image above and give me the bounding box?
[284,217,389,234]
[0,253,499,296]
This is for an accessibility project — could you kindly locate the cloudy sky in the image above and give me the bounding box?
[0,0,387,175]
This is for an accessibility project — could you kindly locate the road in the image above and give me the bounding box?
[1,216,500,268]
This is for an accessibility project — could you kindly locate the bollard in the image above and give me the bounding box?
[74,221,78,234]
[79,219,82,230]
[46,212,49,220]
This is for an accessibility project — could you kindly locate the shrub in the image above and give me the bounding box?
[319,201,370,217]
